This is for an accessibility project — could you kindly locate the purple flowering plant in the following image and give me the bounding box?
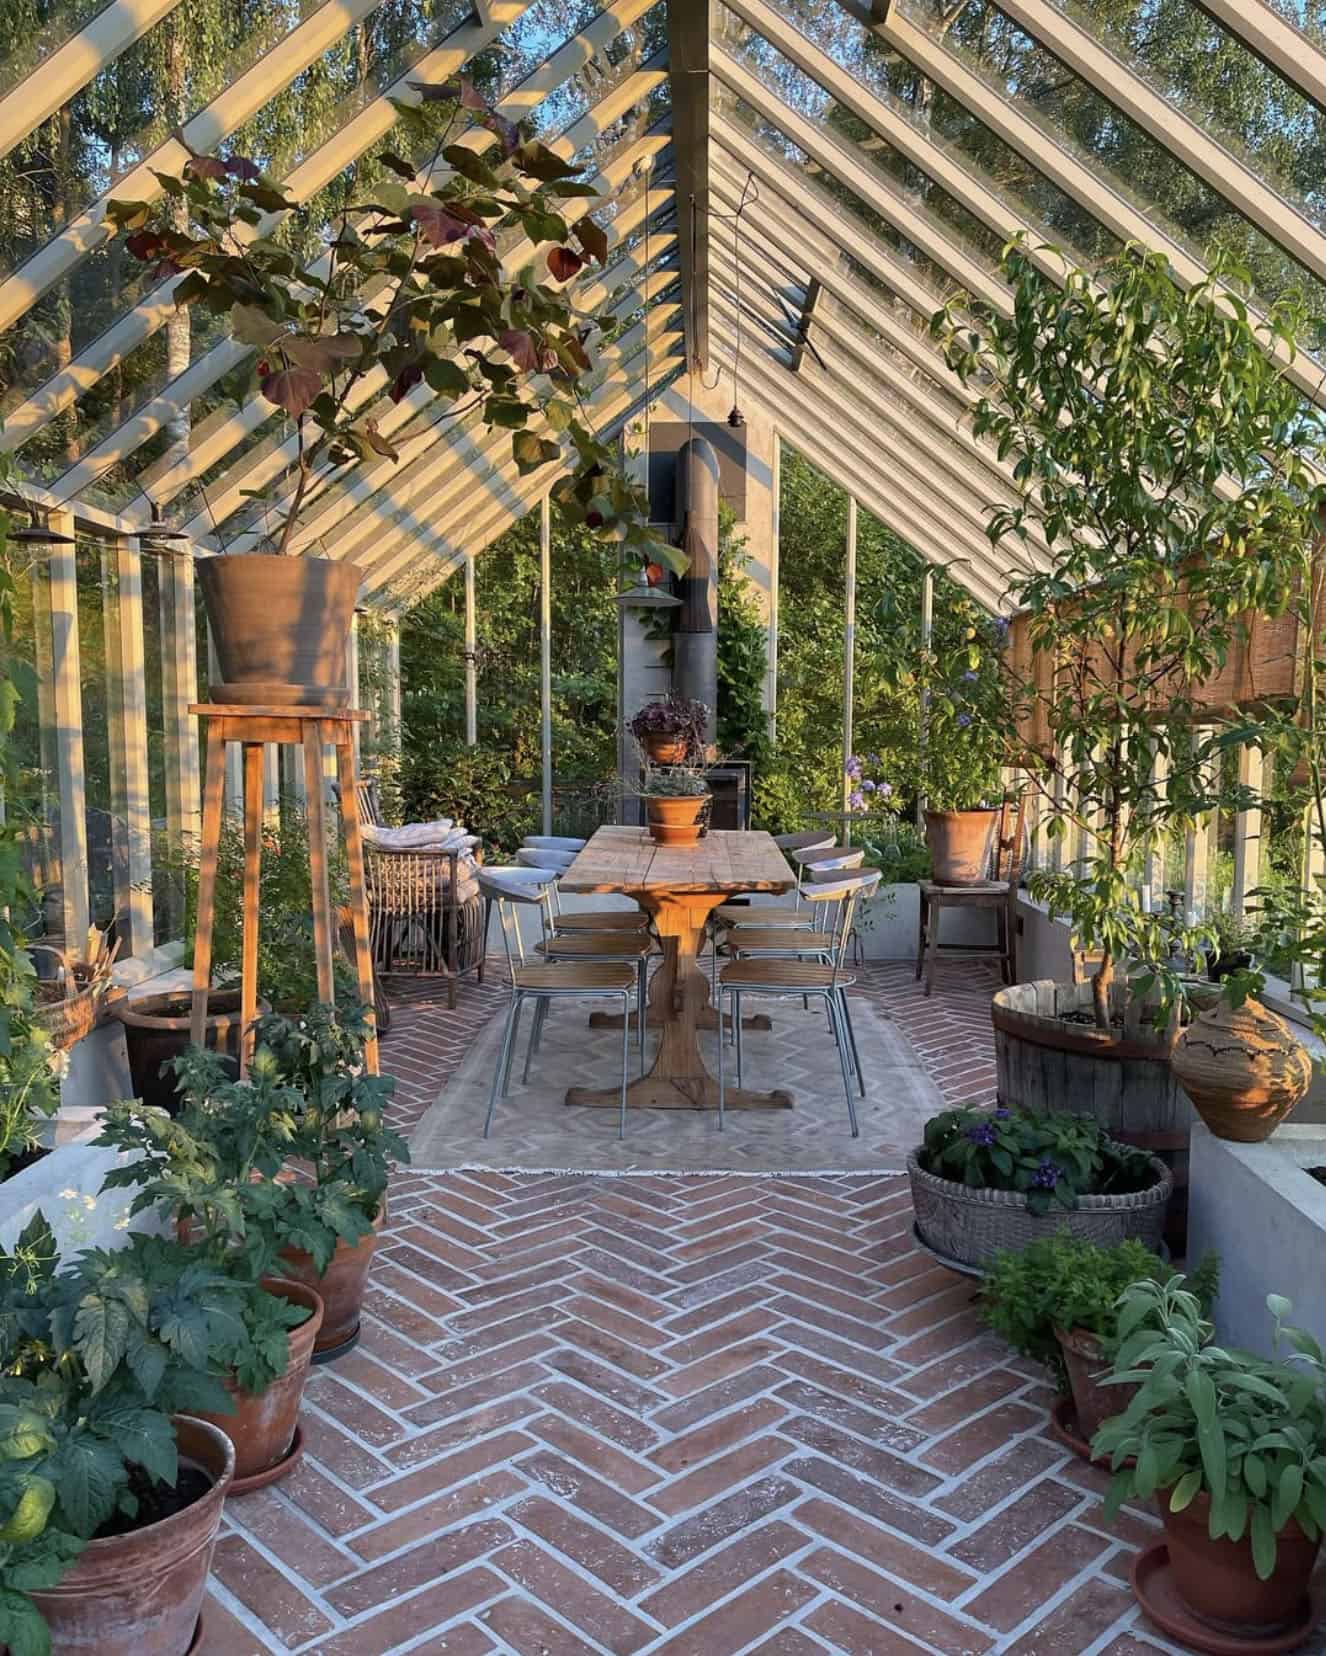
[918,1105,1157,1216]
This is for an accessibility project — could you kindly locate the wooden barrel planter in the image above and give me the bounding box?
[991,979,1194,1251]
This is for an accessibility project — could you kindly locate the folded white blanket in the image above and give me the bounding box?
[362,821,479,855]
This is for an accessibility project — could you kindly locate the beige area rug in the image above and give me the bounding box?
[410,994,943,1174]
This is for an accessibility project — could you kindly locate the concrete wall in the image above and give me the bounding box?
[1188,1122,1326,1358]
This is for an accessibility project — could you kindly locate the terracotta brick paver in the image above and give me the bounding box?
[197,963,1245,1654]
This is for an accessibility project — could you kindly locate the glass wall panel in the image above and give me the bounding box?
[0,540,57,938]
[75,539,113,928]
[0,0,127,99]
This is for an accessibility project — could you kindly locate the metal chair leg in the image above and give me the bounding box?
[734,990,744,1090]
[484,999,521,1137]
[839,987,865,1098]
[717,985,726,1131]
[827,992,860,1138]
[521,996,549,1084]
[618,989,630,1140]
[500,996,526,1096]
[637,958,648,1075]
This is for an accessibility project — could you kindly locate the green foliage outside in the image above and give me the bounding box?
[754,447,1003,834]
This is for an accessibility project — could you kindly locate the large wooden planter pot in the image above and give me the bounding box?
[992,980,1194,1248]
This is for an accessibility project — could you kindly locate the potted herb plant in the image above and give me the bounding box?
[937,243,1322,1143]
[638,765,712,847]
[100,1002,403,1362]
[0,1214,258,1656]
[106,82,679,706]
[984,1234,1218,1456]
[629,694,710,765]
[1096,1279,1326,1643]
[908,1105,1170,1271]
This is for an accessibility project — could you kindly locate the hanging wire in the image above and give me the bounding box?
[701,170,758,403]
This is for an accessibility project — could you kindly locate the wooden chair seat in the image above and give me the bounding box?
[512,962,635,991]
[553,911,649,933]
[728,928,835,953]
[715,904,810,927]
[917,796,1027,996]
[720,959,855,990]
[537,934,653,960]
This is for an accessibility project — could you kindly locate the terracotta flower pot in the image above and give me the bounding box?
[1160,1490,1321,1632]
[645,793,709,847]
[1055,1326,1137,1443]
[198,554,361,709]
[280,1205,383,1357]
[924,808,1000,885]
[28,1416,233,1656]
[113,989,269,1116]
[193,1278,323,1490]
[1171,996,1312,1143]
[642,734,688,764]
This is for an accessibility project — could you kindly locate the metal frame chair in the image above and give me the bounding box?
[479,870,644,1140]
[915,793,1029,997]
[716,871,880,1134]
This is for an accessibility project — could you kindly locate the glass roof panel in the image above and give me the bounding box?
[0,0,125,99]
[893,0,1326,347]
[72,74,672,515]
[730,0,1119,270]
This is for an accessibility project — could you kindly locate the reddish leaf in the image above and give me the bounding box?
[390,363,423,402]
[574,216,608,265]
[224,156,262,182]
[411,202,470,247]
[483,112,520,157]
[124,230,167,262]
[547,246,583,282]
[153,258,183,281]
[184,155,228,182]
[260,365,322,418]
[412,76,486,110]
[499,329,538,372]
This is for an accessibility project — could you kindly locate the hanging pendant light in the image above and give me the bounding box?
[616,567,680,609]
[134,499,190,551]
[8,506,75,547]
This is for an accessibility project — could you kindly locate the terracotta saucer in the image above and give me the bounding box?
[311,1323,361,1365]
[226,1425,305,1497]
[1132,1542,1324,1654]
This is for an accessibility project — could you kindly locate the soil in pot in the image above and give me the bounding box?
[923,808,1000,885]
[645,795,709,847]
[28,1415,233,1656]
[193,1278,323,1491]
[280,1207,382,1358]
[199,554,361,709]
[1055,1326,1137,1443]
[1172,997,1312,1144]
[1160,1492,1321,1635]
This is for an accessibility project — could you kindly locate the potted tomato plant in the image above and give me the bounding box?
[1095,1279,1326,1645]
[106,83,678,707]
[98,1001,404,1363]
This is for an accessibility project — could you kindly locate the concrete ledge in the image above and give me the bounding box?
[0,1142,166,1256]
[1187,1119,1326,1357]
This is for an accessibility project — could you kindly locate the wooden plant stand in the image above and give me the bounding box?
[189,705,378,1076]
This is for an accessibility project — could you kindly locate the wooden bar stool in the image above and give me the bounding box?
[189,704,378,1075]
[916,794,1028,998]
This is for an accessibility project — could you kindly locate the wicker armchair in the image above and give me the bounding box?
[362,842,485,1010]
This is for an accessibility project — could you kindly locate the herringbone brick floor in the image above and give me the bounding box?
[196,963,1216,1656]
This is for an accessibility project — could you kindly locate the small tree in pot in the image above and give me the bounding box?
[936,242,1322,1033]
[107,81,680,706]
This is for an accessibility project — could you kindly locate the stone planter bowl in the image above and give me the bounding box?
[907,1150,1171,1271]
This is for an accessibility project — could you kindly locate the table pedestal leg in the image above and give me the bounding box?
[567,894,793,1111]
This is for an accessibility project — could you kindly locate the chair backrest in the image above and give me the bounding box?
[995,791,1029,885]
[801,869,881,981]
[516,845,575,871]
[357,780,384,826]
[791,844,863,871]
[774,829,837,854]
[478,870,554,969]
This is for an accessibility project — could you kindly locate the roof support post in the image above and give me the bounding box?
[46,509,89,947]
[540,493,553,837]
[666,0,712,371]
[1232,741,1264,916]
[159,551,199,937]
[917,567,933,828]
[464,554,478,747]
[842,496,857,846]
[767,435,780,741]
[102,539,154,958]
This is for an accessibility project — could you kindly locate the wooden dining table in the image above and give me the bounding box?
[559,825,797,1112]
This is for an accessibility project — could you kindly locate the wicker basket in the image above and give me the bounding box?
[907,1149,1171,1272]
[31,980,99,1051]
